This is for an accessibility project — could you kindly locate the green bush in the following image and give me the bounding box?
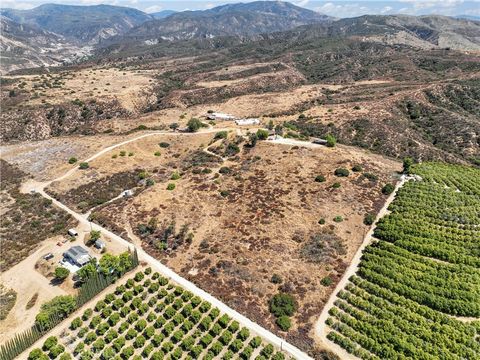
[332,182,341,189]
[382,183,395,195]
[43,337,58,351]
[318,218,326,225]
[159,142,170,148]
[187,118,204,132]
[320,276,333,287]
[54,266,70,281]
[333,216,343,223]
[276,316,292,331]
[352,164,362,172]
[171,171,181,180]
[70,317,82,330]
[215,131,228,140]
[167,183,176,191]
[363,214,375,225]
[269,293,297,317]
[256,129,269,140]
[326,134,336,147]
[315,175,326,182]
[334,168,349,177]
[79,162,89,169]
[68,157,77,164]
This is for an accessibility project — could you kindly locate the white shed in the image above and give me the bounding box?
[235,118,260,126]
[68,229,79,237]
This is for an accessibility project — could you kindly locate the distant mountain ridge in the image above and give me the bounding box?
[120,1,332,41]
[0,4,153,45]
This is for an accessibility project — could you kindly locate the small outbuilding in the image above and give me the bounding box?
[122,189,134,197]
[235,118,260,126]
[206,112,236,121]
[63,246,91,267]
[68,228,79,237]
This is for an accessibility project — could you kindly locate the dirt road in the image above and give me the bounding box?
[313,175,408,359]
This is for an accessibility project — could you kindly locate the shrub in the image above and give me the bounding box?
[79,162,89,169]
[167,183,176,190]
[36,296,76,329]
[270,273,282,284]
[315,175,326,183]
[352,164,362,172]
[154,151,161,156]
[363,172,378,182]
[74,343,84,355]
[326,134,336,147]
[320,276,333,286]
[82,309,93,320]
[382,183,395,195]
[334,168,349,177]
[43,337,58,351]
[220,330,233,345]
[228,321,240,333]
[238,328,250,341]
[121,346,134,359]
[269,293,297,317]
[219,166,231,174]
[70,317,82,330]
[133,335,146,348]
[272,353,286,360]
[211,341,223,355]
[171,171,181,180]
[215,131,228,139]
[250,336,262,348]
[49,345,65,358]
[403,157,414,174]
[230,339,243,353]
[333,216,343,223]
[332,182,341,189]
[318,218,326,225]
[363,214,375,225]
[223,350,234,360]
[261,344,274,357]
[159,142,170,148]
[187,118,203,132]
[256,129,269,140]
[68,157,77,164]
[119,151,126,156]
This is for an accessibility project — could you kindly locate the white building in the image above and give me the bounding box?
[68,228,79,237]
[235,118,260,126]
[206,112,236,121]
[122,189,134,197]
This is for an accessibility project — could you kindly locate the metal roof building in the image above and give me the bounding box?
[63,246,91,267]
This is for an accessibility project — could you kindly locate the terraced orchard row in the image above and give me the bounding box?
[28,268,289,360]
[325,162,480,360]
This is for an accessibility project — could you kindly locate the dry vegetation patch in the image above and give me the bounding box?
[50,133,400,353]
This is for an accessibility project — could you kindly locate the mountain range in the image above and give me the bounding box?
[0,1,479,74]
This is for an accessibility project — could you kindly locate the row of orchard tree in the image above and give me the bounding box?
[0,248,139,360]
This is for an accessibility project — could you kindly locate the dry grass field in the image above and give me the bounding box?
[46,131,401,352]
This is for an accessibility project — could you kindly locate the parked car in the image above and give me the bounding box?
[43,253,54,260]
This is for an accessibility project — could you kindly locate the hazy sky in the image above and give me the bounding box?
[2,0,479,18]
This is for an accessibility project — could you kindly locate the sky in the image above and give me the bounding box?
[1,0,480,18]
